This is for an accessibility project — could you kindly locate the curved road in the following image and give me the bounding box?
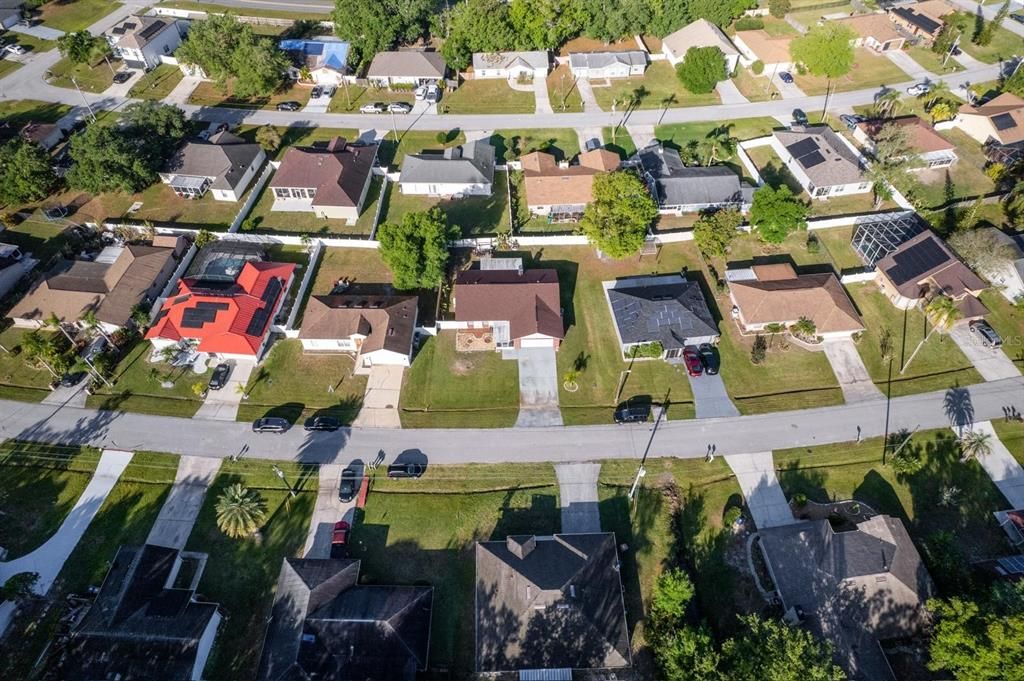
[2,377,1021,465]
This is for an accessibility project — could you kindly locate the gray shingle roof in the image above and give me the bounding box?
[568,50,647,70]
[366,50,447,79]
[163,134,263,191]
[606,275,719,349]
[632,144,748,206]
[399,140,495,186]
[472,50,549,72]
[774,125,865,187]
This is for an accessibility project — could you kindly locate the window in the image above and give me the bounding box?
[274,188,290,199]
[858,182,870,190]
[814,187,828,197]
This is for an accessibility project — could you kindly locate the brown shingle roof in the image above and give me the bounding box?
[520,149,619,207]
[735,30,793,63]
[836,13,904,43]
[957,93,1024,144]
[876,230,986,299]
[730,269,865,334]
[270,139,378,208]
[453,269,564,340]
[857,116,955,153]
[299,294,418,355]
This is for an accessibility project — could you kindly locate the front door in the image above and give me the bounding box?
[664,348,683,359]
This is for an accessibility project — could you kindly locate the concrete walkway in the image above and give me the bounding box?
[725,451,796,529]
[823,339,885,403]
[195,359,255,422]
[352,365,403,428]
[957,421,1024,508]
[555,462,602,534]
[514,347,563,427]
[716,79,749,105]
[949,324,1021,381]
[575,78,601,111]
[303,463,356,558]
[145,456,222,550]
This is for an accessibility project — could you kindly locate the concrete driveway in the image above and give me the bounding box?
[687,372,740,418]
[555,462,602,534]
[724,451,797,529]
[195,359,255,422]
[773,73,806,99]
[102,68,143,98]
[9,24,64,40]
[575,78,600,111]
[42,380,88,408]
[533,76,553,114]
[886,50,933,80]
[514,347,563,427]
[955,421,1024,508]
[716,79,749,104]
[949,323,1021,381]
[352,365,403,428]
[304,90,332,114]
[823,339,884,403]
[303,463,357,558]
[146,456,221,550]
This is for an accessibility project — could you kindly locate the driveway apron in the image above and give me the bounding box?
[773,73,807,99]
[885,50,934,80]
[514,347,563,427]
[145,456,222,550]
[9,24,64,40]
[952,421,1024,508]
[948,323,1021,381]
[195,358,255,421]
[823,339,884,403]
[716,78,749,104]
[724,451,797,529]
[303,463,357,558]
[42,381,88,408]
[575,77,601,112]
[555,462,602,534]
[352,365,403,429]
[687,372,740,418]
[533,75,553,114]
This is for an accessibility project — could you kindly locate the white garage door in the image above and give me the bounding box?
[520,338,554,348]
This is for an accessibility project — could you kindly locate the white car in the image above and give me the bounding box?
[907,82,932,97]
[359,102,385,114]
[414,85,427,101]
[424,85,440,104]
[3,44,26,55]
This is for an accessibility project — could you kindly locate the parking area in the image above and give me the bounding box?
[352,365,403,429]
[949,323,1021,382]
[303,463,358,558]
[195,359,256,422]
[514,347,563,427]
[304,86,335,113]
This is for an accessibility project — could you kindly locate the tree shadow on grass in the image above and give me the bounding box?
[598,488,662,638]
[776,459,829,503]
[853,469,910,525]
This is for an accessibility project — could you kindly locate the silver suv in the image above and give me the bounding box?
[969,320,1002,348]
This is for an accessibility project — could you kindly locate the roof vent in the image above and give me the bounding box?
[506,535,536,560]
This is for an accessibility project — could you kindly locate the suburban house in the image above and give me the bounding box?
[366,50,447,88]
[55,544,221,681]
[472,50,549,80]
[269,137,378,223]
[445,260,563,350]
[257,558,432,681]
[732,30,793,71]
[8,236,186,332]
[298,294,418,372]
[603,274,720,359]
[853,116,957,170]
[568,50,647,79]
[874,230,988,315]
[520,148,620,221]
[975,228,1024,302]
[6,121,66,151]
[105,15,185,70]
[0,0,24,30]
[837,13,906,53]
[947,92,1024,146]
[759,516,934,681]
[278,37,350,85]
[771,126,871,199]
[887,0,954,44]
[632,143,753,214]
[727,263,865,339]
[399,140,495,197]
[146,241,296,360]
[160,131,265,202]
[662,18,741,73]
[850,211,924,266]
[475,533,631,673]
[0,242,34,300]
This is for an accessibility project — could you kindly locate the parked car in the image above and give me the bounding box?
[360,102,385,114]
[1011,12,1024,24]
[698,343,720,375]
[778,71,794,84]
[414,85,427,101]
[682,346,703,377]
[839,114,863,130]
[276,101,301,111]
[208,363,232,391]
[613,403,650,424]
[387,462,425,478]
[792,108,808,126]
[339,468,358,503]
[424,85,441,103]
[310,85,322,99]
[83,336,107,364]
[59,371,86,388]
[252,417,290,433]
[324,85,337,97]
[3,44,26,55]
[17,18,38,28]
[304,415,341,432]
[112,71,132,84]
[388,102,412,114]
[907,82,932,97]
[330,520,349,558]
[969,320,1003,348]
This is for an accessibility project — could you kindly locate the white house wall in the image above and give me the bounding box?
[190,611,220,681]
[400,182,492,197]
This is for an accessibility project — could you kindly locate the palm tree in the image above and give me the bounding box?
[873,89,902,119]
[791,317,817,340]
[924,80,953,108]
[704,124,738,166]
[21,331,67,379]
[901,294,962,374]
[80,309,112,344]
[45,313,74,345]
[929,101,954,124]
[958,430,993,462]
[215,484,267,539]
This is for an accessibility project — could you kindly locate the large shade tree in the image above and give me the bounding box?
[578,170,658,258]
[0,138,57,206]
[177,14,289,97]
[440,0,514,71]
[377,207,459,290]
[676,46,728,94]
[749,185,807,244]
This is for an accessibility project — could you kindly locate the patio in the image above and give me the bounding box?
[455,328,495,352]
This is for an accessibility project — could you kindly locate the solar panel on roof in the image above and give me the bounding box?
[260,277,283,307]
[122,22,136,29]
[993,113,1018,131]
[891,237,947,282]
[111,26,126,35]
[801,150,826,168]
[786,138,819,158]
[246,308,272,336]
[181,301,230,329]
[138,20,165,40]
[996,555,1024,575]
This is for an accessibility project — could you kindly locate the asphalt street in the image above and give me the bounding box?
[1,377,1020,466]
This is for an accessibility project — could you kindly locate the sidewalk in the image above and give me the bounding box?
[958,421,1024,508]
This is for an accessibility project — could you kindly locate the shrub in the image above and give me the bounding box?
[750,334,767,364]
[806,232,820,254]
[751,59,765,75]
[792,492,808,507]
[631,341,664,359]
[735,17,764,30]
[769,0,791,18]
[984,162,1006,183]
[724,507,742,526]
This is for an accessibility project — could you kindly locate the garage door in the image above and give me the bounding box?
[520,338,554,348]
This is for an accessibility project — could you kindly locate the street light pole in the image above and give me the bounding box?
[70,76,96,122]
[627,389,670,503]
[272,465,296,498]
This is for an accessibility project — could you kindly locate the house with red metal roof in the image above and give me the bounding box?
[146,242,295,360]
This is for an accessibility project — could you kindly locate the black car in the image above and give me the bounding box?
[208,363,231,391]
[792,108,808,126]
[698,343,720,375]
[339,469,358,503]
[614,404,650,424]
[252,417,290,433]
[311,85,323,98]
[112,71,132,84]
[387,462,425,478]
[778,71,794,84]
[59,371,86,388]
[304,416,341,432]
[276,101,301,111]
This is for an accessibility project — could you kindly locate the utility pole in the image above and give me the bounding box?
[70,76,96,122]
[272,464,296,498]
[821,80,833,124]
[628,390,670,503]
[942,30,961,69]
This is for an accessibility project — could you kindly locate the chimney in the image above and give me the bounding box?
[327,136,347,153]
[506,535,536,560]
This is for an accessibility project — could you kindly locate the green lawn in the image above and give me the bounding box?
[992,420,1024,466]
[159,0,328,20]
[602,126,637,159]
[906,46,965,75]
[548,63,583,112]
[774,429,1013,594]
[945,12,1022,64]
[511,245,699,425]
[327,85,414,113]
[0,441,101,559]
[0,99,72,126]
[236,339,367,423]
[0,328,61,402]
[979,290,1024,369]
[115,181,248,229]
[442,79,535,114]
[188,80,312,110]
[813,226,867,272]
[377,171,511,237]
[909,129,995,209]
[38,0,120,32]
[490,128,581,162]
[350,482,560,673]
[245,181,370,237]
[355,175,385,235]
[127,64,185,100]
[85,340,212,417]
[379,129,467,168]
[310,246,393,295]
[0,59,20,79]
[793,49,909,95]
[727,229,836,269]
[399,331,520,427]
[656,117,779,183]
[731,67,781,102]
[48,56,119,93]
[235,126,360,161]
[0,450,177,678]
[184,459,317,680]
[847,283,983,396]
[591,61,720,111]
